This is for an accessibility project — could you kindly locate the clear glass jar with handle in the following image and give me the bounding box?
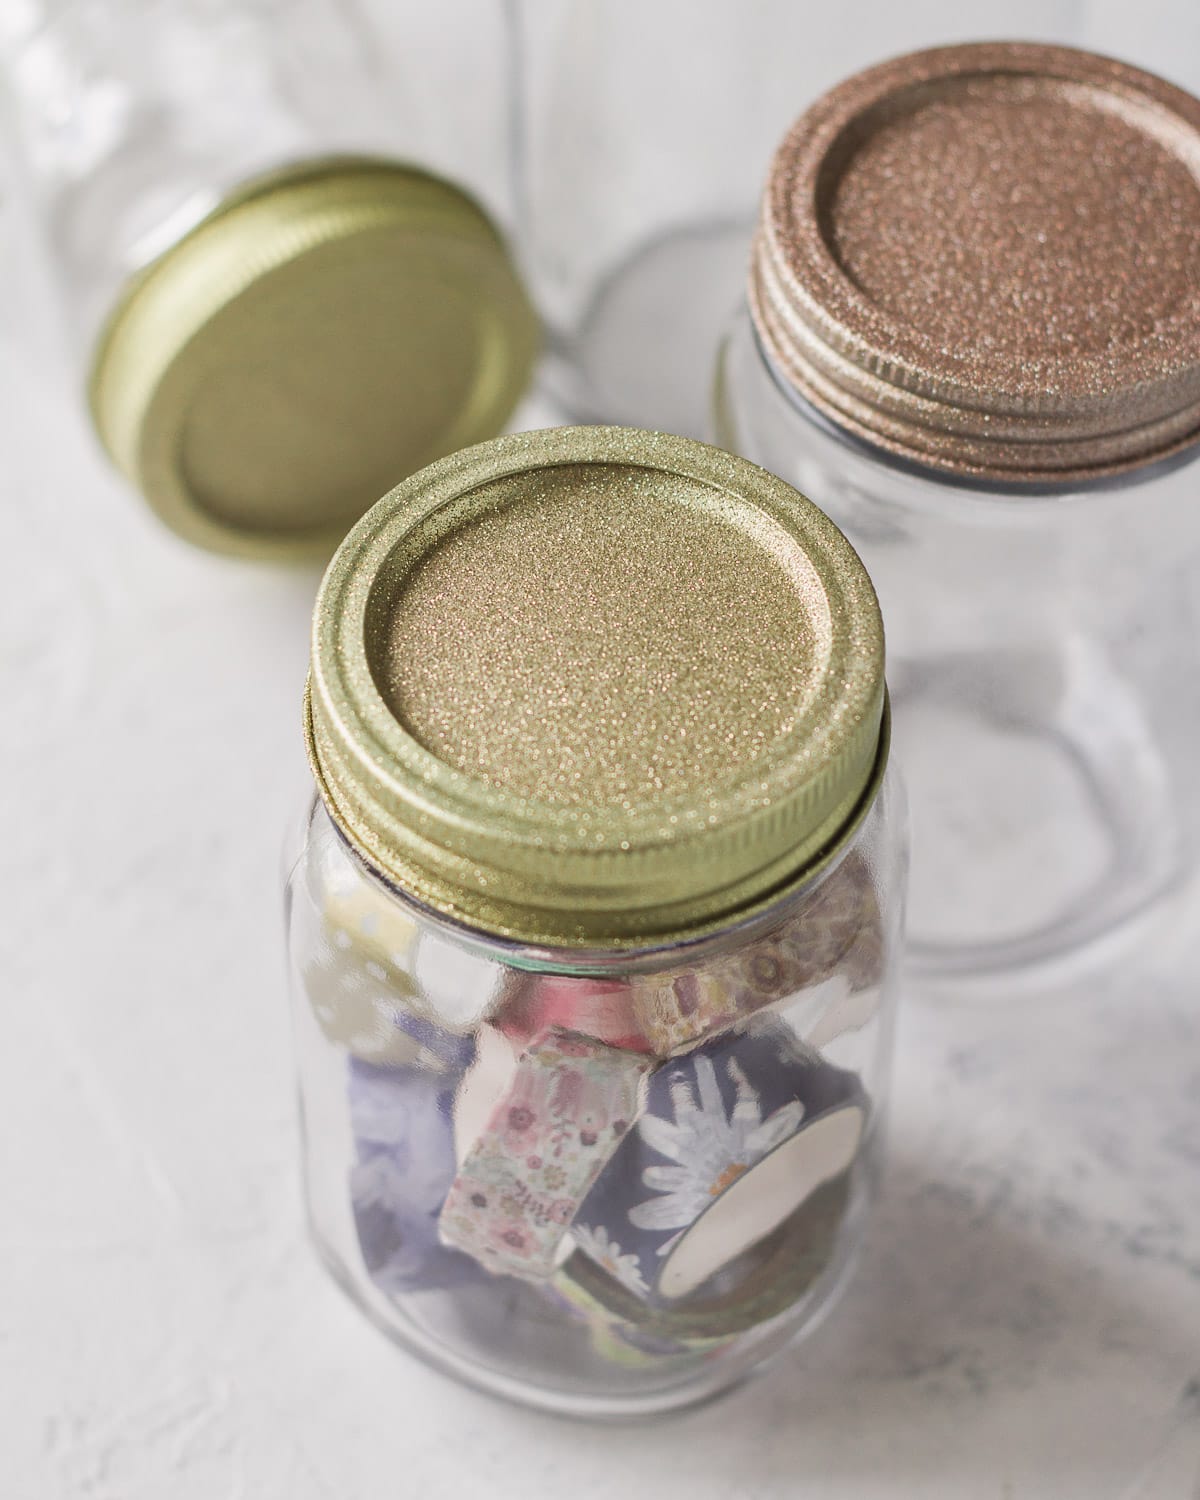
[716,43,1200,988]
[0,0,536,558]
[284,427,907,1416]
[513,1,1083,441]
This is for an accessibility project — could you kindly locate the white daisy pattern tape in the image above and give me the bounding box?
[438,1028,654,1280]
[567,1025,866,1312]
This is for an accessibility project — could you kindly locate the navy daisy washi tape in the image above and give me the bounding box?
[565,1025,866,1319]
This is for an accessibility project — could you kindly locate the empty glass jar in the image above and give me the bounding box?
[284,427,906,1415]
[513,0,1081,440]
[716,43,1200,986]
[0,0,535,557]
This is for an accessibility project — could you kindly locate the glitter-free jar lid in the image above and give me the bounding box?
[306,427,887,948]
[89,158,539,559]
[752,43,1200,482]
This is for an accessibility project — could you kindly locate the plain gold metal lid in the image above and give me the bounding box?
[89,158,539,559]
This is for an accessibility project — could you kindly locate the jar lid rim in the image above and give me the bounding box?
[88,156,538,559]
[753,42,1200,482]
[306,427,888,947]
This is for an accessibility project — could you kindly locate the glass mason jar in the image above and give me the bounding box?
[284,427,906,1416]
[0,0,536,558]
[513,0,1083,441]
[716,43,1200,988]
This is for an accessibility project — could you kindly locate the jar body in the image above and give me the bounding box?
[513,0,1082,440]
[284,778,905,1417]
[717,311,1200,986]
[0,0,515,363]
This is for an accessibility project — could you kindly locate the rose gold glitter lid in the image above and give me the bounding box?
[751,43,1200,482]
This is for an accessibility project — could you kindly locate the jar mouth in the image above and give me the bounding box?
[305,427,887,948]
[752,42,1200,484]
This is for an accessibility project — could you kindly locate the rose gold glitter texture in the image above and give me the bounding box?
[751,43,1200,481]
[306,427,886,947]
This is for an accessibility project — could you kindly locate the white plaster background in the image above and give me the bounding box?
[2,5,1200,1495]
[3,339,1199,1500]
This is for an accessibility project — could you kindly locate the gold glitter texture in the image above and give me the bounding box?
[752,43,1200,481]
[382,462,828,810]
[306,428,886,947]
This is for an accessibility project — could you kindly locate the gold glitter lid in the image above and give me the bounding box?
[306,427,887,947]
[89,158,539,559]
[752,43,1200,482]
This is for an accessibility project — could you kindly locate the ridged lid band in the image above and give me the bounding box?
[306,428,888,948]
[752,44,1200,482]
[89,157,538,558]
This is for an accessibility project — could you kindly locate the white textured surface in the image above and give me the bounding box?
[3,333,1200,1499]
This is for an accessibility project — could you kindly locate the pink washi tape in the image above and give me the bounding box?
[439,1027,653,1279]
[496,976,654,1053]
[495,854,883,1060]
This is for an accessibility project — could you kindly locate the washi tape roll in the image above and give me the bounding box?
[450,1022,521,1163]
[560,1171,853,1342]
[303,836,424,1062]
[497,975,654,1053]
[348,1057,484,1293]
[438,1028,654,1280]
[313,827,420,974]
[307,947,480,1070]
[628,852,883,1055]
[307,846,526,1059]
[490,854,883,1061]
[304,954,421,1066]
[565,1025,865,1330]
[803,981,884,1053]
[547,1264,728,1368]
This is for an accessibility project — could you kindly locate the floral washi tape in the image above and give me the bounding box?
[567,1025,865,1312]
[490,855,884,1061]
[438,1028,654,1280]
[627,853,883,1055]
[348,1057,486,1293]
